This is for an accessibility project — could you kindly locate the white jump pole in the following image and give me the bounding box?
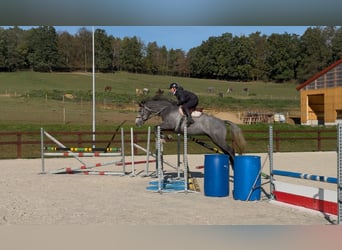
[130,127,136,177]
[92,26,96,149]
[120,127,126,174]
[338,124,342,225]
[43,130,87,166]
[183,125,188,192]
[145,126,151,176]
[269,125,274,198]
[269,124,342,224]
[157,126,163,192]
[130,126,152,177]
[40,128,45,174]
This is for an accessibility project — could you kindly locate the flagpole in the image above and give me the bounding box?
[92,26,96,148]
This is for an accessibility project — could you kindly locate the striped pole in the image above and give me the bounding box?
[183,125,188,192]
[115,160,156,166]
[269,125,342,221]
[42,127,126,176]
[50,160,123,174]
[133,143,177,170]
[78,171,127,176]
[272,169,337,184]
[157,126,162,192]
[43,131,87,166]
[44,147,120,152]
[44,152,121,157]
[269,125,274,196]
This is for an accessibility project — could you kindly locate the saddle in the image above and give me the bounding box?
[178,107,203,118]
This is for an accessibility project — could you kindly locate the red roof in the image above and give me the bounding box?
[296,58,342,91]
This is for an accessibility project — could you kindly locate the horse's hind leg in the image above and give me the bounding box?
[209,134,235,169]
[219,144,235,170]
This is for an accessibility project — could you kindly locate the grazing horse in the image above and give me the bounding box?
[105,86,112,92]
[135,96,246,167]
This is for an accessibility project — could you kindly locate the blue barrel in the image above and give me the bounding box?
[233,155,261,201]
[204,154,229,197]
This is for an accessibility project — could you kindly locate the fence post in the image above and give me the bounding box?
[77,132,82,147]
[275,130,280,152]
[16,132,22,158]
[317,130,321,151]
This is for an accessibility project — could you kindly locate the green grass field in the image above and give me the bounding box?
[1,71,336,158]
[0,71,300,99]
[0,71,300,126]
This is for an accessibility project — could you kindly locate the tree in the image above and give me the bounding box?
[110,36,121,71]
[265,33,301,82]
[297,27,331,82]
[26,26,59,72]
[158,46,168,75]
[75,27,92,72]
[215,33,234,80]
[0,28,9,70]
[189,36,220,79]
[57,31,74,71]
[331,27,342,61]
[119,36,144,73]
[144,41,160,74]
[94,29,112,72]
[167,48,187,76]
[0,26,28,71]
[249,32,267,81]
[229,36,254,81]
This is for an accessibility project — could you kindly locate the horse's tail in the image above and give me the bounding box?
[225,121,246,155]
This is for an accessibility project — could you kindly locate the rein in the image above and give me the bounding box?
[137,103,168,121]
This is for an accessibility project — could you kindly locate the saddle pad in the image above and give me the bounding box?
[178,107,202,117]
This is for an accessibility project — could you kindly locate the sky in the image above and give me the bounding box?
[11,26,310,52]
[56,26,310,52]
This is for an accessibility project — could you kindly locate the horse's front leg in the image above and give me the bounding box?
[154,122,174,142]
[154,125,167,143]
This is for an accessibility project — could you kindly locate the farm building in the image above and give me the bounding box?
[296,58,342,125]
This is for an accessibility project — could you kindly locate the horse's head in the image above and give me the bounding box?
[135,97,177,127]
[135,101,151,127]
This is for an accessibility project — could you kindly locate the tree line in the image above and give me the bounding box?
[1,26,342,83]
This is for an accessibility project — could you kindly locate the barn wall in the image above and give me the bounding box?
[300,87,342,125]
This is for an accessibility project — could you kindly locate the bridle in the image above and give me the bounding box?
[136,102,167,122]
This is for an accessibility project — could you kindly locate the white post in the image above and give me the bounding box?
[130,127,136,176]
[145,126,151,176]
[121,128,126,174]
[338,124,342,225]
[92,26,96,148]
[269,125,274,198]
[40,128,45,174]
[183,125,188,192]
[157,126,162,192]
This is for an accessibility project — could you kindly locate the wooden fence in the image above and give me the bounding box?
[0,128,337,159]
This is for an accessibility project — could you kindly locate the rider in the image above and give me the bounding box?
[169,82,199,127]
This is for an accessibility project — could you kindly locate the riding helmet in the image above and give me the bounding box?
[169,82,178,89]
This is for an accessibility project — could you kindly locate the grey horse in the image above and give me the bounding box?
[135,96,246,167]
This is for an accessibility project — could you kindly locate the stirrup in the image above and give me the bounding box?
[186,118,194,127]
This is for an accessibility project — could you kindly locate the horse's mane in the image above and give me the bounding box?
[141,95,178,108]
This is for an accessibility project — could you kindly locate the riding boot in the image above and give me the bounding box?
[184,109,194,127]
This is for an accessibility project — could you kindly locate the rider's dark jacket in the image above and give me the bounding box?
[174,86,199,110]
